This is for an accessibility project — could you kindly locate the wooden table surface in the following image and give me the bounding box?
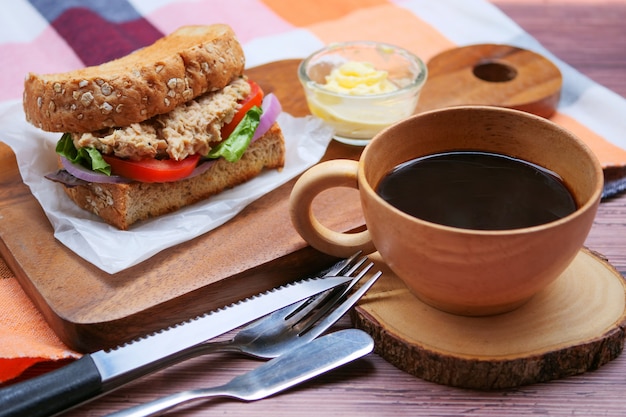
[9,1,626,416]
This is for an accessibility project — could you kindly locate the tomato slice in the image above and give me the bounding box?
[221,80,264,139]
[102,154,201,183]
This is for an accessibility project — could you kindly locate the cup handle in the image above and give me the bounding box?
[290,159,375,258]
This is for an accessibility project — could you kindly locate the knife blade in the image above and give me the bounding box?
[0,275,352,417]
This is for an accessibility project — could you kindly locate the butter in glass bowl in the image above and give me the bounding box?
[298,41,427,146]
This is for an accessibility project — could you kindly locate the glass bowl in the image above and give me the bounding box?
[298,41,427,146]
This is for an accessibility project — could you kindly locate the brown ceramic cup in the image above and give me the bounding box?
[290,106,603,316]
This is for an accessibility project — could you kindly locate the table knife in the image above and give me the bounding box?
[0,275,352,417]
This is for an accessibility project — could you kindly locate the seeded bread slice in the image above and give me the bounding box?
[62,123,286,230]
[23,24,245,133]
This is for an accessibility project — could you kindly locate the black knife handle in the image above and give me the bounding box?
[0,355,102,417]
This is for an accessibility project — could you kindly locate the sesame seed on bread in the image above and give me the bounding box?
[23,24,245,133]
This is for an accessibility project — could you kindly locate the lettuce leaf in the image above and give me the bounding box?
[56,133,111,175]
[207,106,262,163]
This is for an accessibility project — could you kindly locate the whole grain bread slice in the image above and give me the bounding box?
[23,24,245,133]
[62,123,286,230]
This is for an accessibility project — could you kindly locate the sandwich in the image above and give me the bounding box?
[22,24,285,230]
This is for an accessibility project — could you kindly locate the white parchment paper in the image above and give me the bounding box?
[0,100,333,274]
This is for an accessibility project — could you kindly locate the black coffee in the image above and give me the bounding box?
[376,151,577,230]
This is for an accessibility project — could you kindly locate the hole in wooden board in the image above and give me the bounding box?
[473,61,518,82]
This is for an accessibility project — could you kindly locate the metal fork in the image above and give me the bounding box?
[169,252,381,362]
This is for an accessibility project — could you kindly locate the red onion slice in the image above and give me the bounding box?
[60,156,132,184]
[187,158,216,179]
[253,93,282,141]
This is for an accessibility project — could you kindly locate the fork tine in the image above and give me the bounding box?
[287,263,371,327]
[297,269,382,338]
[302,260,373,325]
[287,261,373,335]
[282,256,369,323]
[239,252,366,331]
[344,261,373,293]
[342,256,369,279]
[300,260,374,325]
[319,251,363,278]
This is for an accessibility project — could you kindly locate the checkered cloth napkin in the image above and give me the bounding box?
[2,0,626,383]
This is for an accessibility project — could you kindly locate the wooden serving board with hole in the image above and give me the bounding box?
[414,44,563,118]
[0,60,364,353]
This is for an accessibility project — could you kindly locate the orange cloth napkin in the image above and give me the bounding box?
[0,259,80,383]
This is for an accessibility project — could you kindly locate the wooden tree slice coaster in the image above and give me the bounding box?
[350,249,626,390]
[415,44,562,118]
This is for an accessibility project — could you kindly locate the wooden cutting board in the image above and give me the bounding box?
[0,60,364,353]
